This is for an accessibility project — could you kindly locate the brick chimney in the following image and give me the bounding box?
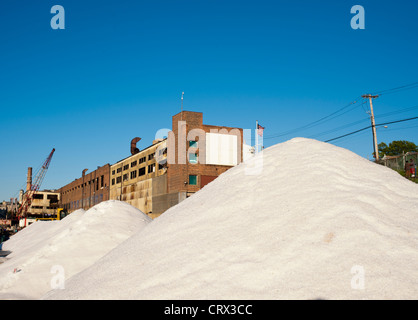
[26,167,32,192]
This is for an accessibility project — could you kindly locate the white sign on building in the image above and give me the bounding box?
[205,133,238,166]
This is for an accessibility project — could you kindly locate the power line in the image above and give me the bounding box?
[373,81,418,96]
[308,117,370,139]
[262,81,418,142]
[331,128,371,145]
[324,116,418,143]
[311,104,418,140]
[263,96,364,140]
[377,116,418,127]
[325,125,371,143]
[374,104,418,120]
[384,123,418,132]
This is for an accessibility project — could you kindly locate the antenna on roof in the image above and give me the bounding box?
[181,92,184,121]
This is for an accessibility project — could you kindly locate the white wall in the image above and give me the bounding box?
[205,133,238,166]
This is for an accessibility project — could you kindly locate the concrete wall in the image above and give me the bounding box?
[152,174,168,197]
[121,178,153,214]
[152,191,187,218]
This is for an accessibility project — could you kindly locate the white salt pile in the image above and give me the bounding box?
[0,200,151,299]
[43,138,418,300]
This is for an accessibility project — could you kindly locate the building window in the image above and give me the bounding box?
[47,195,59,203]
[117,167,122,173]
[148,164,155,174]
[189,153,198,164]
[148,153,155,161]
[101,175,104,188]
[158,148,167,156]
[112,178,115,186]
[189,175,197,186]
[116,176,121,184]
[112,170,115,175]
[138,167,146,177]
[123,164,129,171]
[189,141,198,148]
[130,170,137,179]
[123,174,129,182]
[139,156,146,164]
[131,161,137,167]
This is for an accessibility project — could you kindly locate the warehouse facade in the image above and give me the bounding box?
[59,164,111,212]
[109,111,243,218]
[109,139,168,219]
[58,111,243,218]
[25,190,60,218]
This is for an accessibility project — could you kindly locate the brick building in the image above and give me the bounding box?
[57,111,244,218]
[59,164,110,212]
[109,111,243,218]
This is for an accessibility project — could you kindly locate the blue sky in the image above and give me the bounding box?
[1,0,417,201]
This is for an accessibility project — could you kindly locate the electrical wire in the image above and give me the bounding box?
[325,125,371,143]
[315,104,418,140]
[374,105,418,120]
[255,81,418,143]
[324,116,418,143]
[308,117,370,139]
[373,81,418,96]
[383,123,418,132]
[263,96,364,140]
[262,81,418,141]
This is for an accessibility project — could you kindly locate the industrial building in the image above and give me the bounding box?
[110,139,168,218]
[24,190,60,217]
[109,111,244,218]
[58,164,111,212]
[17,166,61,226]
[57,111,244,219]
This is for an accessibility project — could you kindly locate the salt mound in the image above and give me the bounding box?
[0,200,151,299]
[2,209,86,256]
[45,138,418,300]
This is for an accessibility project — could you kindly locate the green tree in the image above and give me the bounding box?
[378,140,418,158]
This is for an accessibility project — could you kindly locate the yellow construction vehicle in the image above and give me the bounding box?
[36,208,66,222]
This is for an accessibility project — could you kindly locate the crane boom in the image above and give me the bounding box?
[17,148,56,223]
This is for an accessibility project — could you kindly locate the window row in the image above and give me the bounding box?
[111,164,161,185]
[66,194,104,210]
[62,176,106,194]
[111,153,157,175]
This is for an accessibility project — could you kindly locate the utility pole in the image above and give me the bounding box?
[362,94,380,161]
